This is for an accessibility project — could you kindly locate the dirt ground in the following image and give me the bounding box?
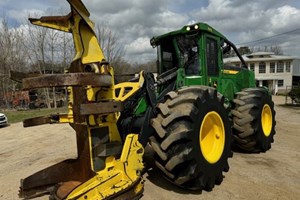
[0,95,299,200]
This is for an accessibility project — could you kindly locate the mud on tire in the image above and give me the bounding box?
[150,86,232,190]
[232,88,276,152]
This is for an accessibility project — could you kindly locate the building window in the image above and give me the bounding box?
[270,62,275,73]
[278,80,284,87]
[286,61,291,72]
[277,61,284,73]
[259,62,266,73]
[249,63,255,71]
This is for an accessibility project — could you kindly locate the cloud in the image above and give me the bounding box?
[270,5,300,31]
[83,0,190,62]
[124,37,154,58]
[8,9,45,22]
[2,0,300,63]
[189,0,300,57]
[124,37,156,63]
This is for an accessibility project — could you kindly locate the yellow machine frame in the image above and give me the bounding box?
[19,0,145,199]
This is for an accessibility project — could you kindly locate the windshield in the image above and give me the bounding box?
[176,35,200,75]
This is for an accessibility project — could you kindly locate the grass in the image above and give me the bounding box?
[1,107,68,124]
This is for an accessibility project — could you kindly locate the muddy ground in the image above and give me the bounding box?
[0,95,299,200]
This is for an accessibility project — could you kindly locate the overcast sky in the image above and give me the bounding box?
[1,0,300,63]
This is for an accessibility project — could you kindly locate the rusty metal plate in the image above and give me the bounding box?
[23,114,61,127]
[23,73,112,90]
[80,101,124,115]
[10,70,42,83]
[19,124,95,199]
[23,116,53,127]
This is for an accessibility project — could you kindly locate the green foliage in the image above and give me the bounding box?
[288,83,300,103]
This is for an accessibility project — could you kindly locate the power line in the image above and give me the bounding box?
[237,27,300,45]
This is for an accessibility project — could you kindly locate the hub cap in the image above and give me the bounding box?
[199,111,225,164]
[261,104,272,137]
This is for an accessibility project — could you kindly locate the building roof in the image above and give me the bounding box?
[247,52,275,56]
[224,52,295,63]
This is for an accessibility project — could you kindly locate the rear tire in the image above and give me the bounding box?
[150,86,232,190]
[232,88,276,152]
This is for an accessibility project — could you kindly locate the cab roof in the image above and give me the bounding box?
[150,22,227,47]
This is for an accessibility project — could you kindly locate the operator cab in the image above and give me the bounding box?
[151,22,248,89]
[152,28,201,77]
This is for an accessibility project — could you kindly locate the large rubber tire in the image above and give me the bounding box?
[232,88,276,152]
[150,86,232,190]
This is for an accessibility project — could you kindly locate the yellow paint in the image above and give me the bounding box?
[114,71,145,102]
[29,0,105,63]
[30,1,146,199]
[261,104,272,137]
[67,86,73,119]
[58,114,74,123]
[199,111,225,164]
[222,69,239,75]
[80,22,105,63]
[67,134,144,200]
[88,115,96,126]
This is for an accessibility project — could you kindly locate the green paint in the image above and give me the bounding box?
[135,22,260,114]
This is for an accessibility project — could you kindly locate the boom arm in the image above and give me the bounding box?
[18,0,145,199]
[29,0,105,63]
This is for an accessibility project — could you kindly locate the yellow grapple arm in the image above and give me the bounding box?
[29,0,105,63]
[19,0,145,199]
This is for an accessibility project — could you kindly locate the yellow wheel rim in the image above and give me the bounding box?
[199,111,225,164]
[261,104,272,137]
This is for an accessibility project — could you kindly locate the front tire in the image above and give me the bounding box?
[232,88,276,152]
[150,86,232,190]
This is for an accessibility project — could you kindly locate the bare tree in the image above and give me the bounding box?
[0,10,74,109]
[47,29,59,108]
[252,45,283,55]
[24,16,52,108]
[270,46,283,55]
[0,18,12,108]
[58,32,74,70]
[0,17,27,108]
[95,24,125,69]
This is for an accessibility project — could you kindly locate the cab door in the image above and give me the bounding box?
[204,35,221,87]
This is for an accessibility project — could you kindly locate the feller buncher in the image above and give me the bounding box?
[15,0,276,199]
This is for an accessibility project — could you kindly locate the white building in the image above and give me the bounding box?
[224,52,295,94]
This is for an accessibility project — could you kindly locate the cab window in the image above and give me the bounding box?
[206,37,219,76]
